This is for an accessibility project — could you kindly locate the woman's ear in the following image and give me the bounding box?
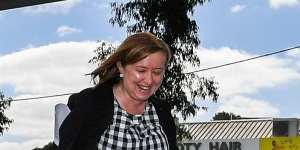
[116,61,124,74]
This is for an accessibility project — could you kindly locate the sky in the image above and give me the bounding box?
[0,0,300,149]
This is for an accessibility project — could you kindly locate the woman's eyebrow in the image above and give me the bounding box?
[135,66,164,70]
[135,66,147,69]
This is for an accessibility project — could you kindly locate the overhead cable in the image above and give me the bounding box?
[5,93,75,102]
[185,45,300,74]
[5,45,300,102]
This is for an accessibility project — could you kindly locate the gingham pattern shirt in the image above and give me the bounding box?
[98,99,169,150]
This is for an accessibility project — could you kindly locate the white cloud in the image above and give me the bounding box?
[0,41,98,95]
[193,47,300,98]
[1,43,300,146]
[181,46,300,122]
[0,41,103,149]
[0,139,50,150]
[230,4,246,13]
[286,48,300,70]
[56,25,82,37]
[286,48,300,57]
[22,0,81,14]
[5,95,66,140]
[217,96,280,117]
[270,0,300,9]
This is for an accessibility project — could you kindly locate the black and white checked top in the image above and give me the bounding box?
[98,99,169,150]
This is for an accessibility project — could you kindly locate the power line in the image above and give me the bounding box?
[5,45,300,102]
[6,93,75,102]
[186,45,300,74]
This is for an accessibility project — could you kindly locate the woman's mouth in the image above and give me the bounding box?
[138,85,151,92]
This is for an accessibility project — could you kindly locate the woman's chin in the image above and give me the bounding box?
[135,93,152,101]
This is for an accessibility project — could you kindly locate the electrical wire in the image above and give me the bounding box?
[3,92,75,102]
[4,45,300,102]
[185,45,300,74]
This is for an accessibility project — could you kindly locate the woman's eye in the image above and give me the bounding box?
[137,70,146,73]
[153,71,162,75]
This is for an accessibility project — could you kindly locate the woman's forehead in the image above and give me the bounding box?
[128,52,167,68]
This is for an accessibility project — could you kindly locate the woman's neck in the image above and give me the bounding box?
[113,83,146,115]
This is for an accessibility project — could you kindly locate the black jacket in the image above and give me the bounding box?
[59,80,178,150]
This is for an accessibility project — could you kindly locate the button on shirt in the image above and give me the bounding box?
[98,99,169,150]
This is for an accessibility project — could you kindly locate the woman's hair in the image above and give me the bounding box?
[91,32,172,84]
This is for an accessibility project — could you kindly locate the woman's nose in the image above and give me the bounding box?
[144,72,153,84]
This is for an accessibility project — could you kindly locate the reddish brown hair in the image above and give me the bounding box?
[92,32,171,84]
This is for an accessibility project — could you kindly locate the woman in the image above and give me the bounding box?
[59,32,178,150]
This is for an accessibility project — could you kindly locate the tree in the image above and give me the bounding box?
[98,0,218,119]
[90,0,219,140]
[0,91,13,135]
[213,111,242,120]
[32,142,58,150]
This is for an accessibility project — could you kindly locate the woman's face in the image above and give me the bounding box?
[118,51,167,103]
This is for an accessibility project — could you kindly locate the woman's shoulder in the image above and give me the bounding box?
[67,87,95,110]
[67,80,115,111]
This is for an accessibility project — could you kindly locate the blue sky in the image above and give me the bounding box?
[196,0,300,52]
[0,0,125,54]
[0,0,300,149]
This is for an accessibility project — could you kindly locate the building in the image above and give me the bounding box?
[179,118,300,150]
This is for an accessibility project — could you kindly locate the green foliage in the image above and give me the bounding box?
[0,91,13,135]
[91,0,219,141]
[32,142,58,150]
[89,41,116,65]
[90,0,218,143]
[213,111,242,120]
[107,0,218,120]
[176,125,193,142]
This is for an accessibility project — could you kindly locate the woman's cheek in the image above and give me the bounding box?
[155,75,164,85]
[133,72,142,80]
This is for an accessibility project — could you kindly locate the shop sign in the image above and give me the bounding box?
[260,136,300,150]
[179,139,259,150]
